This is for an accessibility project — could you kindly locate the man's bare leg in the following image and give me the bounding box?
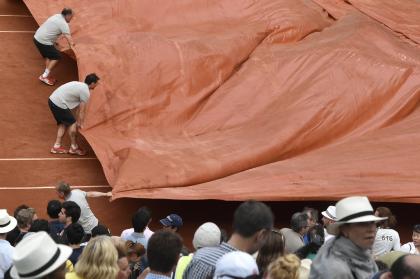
[68,123,86,156]
[41,59,59,79]
[51,124,67,154]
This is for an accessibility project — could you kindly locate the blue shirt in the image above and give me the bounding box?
[145,273,172,279]
[0,239,14,279]
[49,220,65,236]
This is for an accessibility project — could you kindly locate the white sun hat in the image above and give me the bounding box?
[328,196,387,235]
[10,231,72,279]
[321,206,337,221]
[214,251,259,279]
[0,209,17,234]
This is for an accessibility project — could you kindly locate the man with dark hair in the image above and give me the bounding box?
[183,200,274,279]
[145,231,183,279]
[33,8,75,85]
[122,207,152,248]
[65,223,85,265]
[56,182,109,236]
[390,255,420,279]
[47,200,65,236]
[303,207,319,245]
[280,212,309,253]
[91,224,111,238]
[59,201,81,228]
[401,225,420,255]
[48,73,100,155]
[160,214,183,233]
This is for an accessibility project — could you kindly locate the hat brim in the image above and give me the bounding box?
[10,244,72,279]
[321,211,337,221]
[160,219,172,227]
[327,215,387,235]
[0,217,17,234]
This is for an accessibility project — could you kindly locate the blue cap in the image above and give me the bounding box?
[160,214,183,228]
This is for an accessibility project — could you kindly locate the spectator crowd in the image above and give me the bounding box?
[1,182,419,279]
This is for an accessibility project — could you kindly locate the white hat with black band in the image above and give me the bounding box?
[327,196,387,236]
[0,209,17,234]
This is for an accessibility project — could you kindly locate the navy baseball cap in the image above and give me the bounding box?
[160,214,183,228]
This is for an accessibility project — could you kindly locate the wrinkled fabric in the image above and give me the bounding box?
[309,237,378,279]
[23,0,420,201]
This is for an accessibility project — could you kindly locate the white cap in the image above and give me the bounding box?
[214,251,259,279]
[193,222,221,250]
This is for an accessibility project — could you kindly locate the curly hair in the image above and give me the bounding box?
[267,254,301,279]
[75,236,119,279]
[376,207,397,229]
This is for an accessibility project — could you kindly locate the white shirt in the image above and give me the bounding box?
[324,228,335,243]
[372,228,401,257]
[121,227,154,245]
[0,239,14,279]
[49,81,90,110]
[34,14,70,45]
[66,189,98,233]
[400,242,420,255]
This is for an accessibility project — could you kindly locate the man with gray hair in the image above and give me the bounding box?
[280,212,309,253]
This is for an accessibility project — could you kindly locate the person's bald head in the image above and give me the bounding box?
[391,255,420,279]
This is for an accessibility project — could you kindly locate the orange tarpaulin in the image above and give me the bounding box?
[24,0,420,202]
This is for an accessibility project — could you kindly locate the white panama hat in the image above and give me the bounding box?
[321,206,337,221]
[11,231,72,279]
[0,209,17,234]
[327,196,387,235]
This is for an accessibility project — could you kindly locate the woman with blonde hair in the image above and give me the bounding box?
[66,236,119,279]
[266,254,301,279]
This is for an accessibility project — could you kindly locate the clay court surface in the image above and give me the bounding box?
[0,0,419,245]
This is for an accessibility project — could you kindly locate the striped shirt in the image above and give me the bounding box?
[183,242,236,279]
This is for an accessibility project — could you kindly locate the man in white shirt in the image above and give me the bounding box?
[33,8,75,85]
[321,205,337,243]
[48,73,99,155]
[56,182,111,236]
[121,207,153,248]
[0,209,17,279]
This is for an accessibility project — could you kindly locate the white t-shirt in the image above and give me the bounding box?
[400,242,420,255]
[372,228,401,257]
[121,227,154,248]
[34,14,70,45]
[49,81,90,109]
[324,228,335,243]
[66,189,98,233]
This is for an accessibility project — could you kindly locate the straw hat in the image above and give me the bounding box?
[328,196,387,235]
[10,231,72,279]
[0,209,17,234]
[321,206,337,221]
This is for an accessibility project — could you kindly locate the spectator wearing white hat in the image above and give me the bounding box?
[400,224,420,255]
[321,206,337,243]
[0,209,17,279]
[214,251,259,279]
[10,231,72,279]
[309,196,386,279]
[175,222,221,279]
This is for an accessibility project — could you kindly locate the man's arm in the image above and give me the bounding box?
[77,102,86,129]
[63,33,76,48]
[86,191,112,198]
